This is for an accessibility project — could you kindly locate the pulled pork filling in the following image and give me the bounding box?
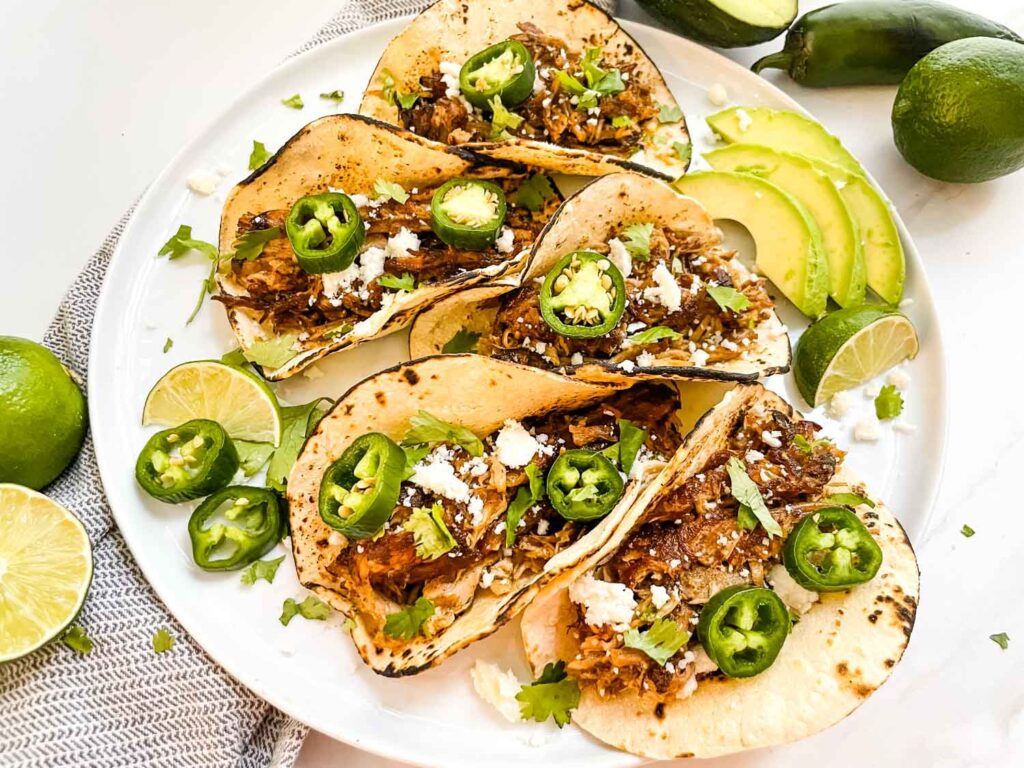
[328,385,684,645]
[215,179,553,345]
[568,405,843,701]
[399,23,660,156]
[484,222,775,369]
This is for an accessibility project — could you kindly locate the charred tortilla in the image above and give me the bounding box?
[359,0,690,179]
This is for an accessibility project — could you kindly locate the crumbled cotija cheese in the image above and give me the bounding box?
[494,226,515,254]
[569,572,636,631]
[607,238,632,277]
[643,262,682,312]
[494,419,541,468]
[650,584,669,609]
[769,564,819,614]
[470,660,522,723]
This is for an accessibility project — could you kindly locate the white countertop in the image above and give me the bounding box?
[2,1,1022,766]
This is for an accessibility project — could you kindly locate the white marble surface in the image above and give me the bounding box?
[2,1,1023,766]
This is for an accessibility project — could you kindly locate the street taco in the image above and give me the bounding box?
[215,114,561,380]
[286,355,687,675]
[359,0,690,179]
[520,384,919,758]
[410,173,790,384]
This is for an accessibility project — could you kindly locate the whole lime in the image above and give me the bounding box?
[892,37,1024,183]
[0,337,86,489]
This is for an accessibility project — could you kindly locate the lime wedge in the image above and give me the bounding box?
[143,361,282,446]
[0,484,93,662]
[794,306,919,407]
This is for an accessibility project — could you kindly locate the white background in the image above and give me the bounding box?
[2,1,1024,767]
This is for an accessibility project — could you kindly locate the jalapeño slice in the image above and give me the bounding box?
[285,192,365,274]
[459,40,536,110]
[135,419,239,503]
[540,251,626,339]
[697,585,789,678]
[318,432,406,539]
[546,449,624,521]
[430,179,507,250]
[187,486,281,571]
[783,507,883,591]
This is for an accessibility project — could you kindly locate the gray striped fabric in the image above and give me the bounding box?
[0,1,617,766]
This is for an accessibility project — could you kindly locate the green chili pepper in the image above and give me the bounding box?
[430,179,507,250]
[697,585,789,678]
[187,486,281,571]
[546,449,624,521]
[319,432,406,539]
[540,251,626,339]
[285,192,365,274]
[459,40,536,110]
[135,419,238,503]
[752,1,1023,88]
[783,507,883,591]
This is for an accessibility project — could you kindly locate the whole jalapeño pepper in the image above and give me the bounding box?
[188,486,281,571]
[697,585,789,678]
[430,179,507,250]
[540,251,626,339]
[135,419,238,503]
[285,192,365,274]
[783,506,883,591]
[319,432,406,539]
[459,40,536,110]
[546,449,624,521]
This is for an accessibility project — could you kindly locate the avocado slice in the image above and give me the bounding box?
[707,107,863,175]
[674,171,828,318]
[636,0,797,48]
[808,159,905,305]
[705,144,866,308]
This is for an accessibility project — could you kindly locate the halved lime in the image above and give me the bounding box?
[142,361,282,446]
[794,306,919,407]
[0,484,93,662]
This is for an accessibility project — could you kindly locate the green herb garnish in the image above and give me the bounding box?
[874,385,904,420]
[378,272,416,292]
[512,173,556,212]
[516,661,580,728]
[441,330,481,354]
[623,618,690,665]
[658,104,683,123]
[62,625,93,654]
[626,325,681,345]
[231,227,281,262]
[961,524,975,538]
[726,457,782,537]
[151,628,174,653]
[280,595,332,626]
[622,222,653,259]
[241,555,286,586]
[281,94,304,110]
[248,140,271,171]
[990,632,1010,650]
[506,464,545,547]
[404,504,456,559]
[374,178,409,204]
[402,411,484,456]
[706,284,751,313]
[383,597,435,639]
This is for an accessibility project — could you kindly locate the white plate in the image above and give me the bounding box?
[89,16,946,768]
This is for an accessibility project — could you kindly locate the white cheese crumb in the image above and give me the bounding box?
[470,660,522,723]
[853,417,882,442]
[410,455,471,501]
[570,352,584,366]
[636,351,656,368]
[569,572,636,631]
[494,419,541,468]
[761,430,782,449]
[618,359,636,373]
[735,108,753,132]
[607,237,632,278]
[385,227,420,260]
[887,367,912,390]
[770,564,819,614]
[327,531,345,547]
[643,261,682,312]
[494,226,515,254]
[745,449,764,463]
[439,61,463,98]
[827,391,855,419]
[650,584,669,609]
[348,193,370,209]
[707,83,728,106]
[467,495,485,525]
[187,170,220,196]
[691,348,710,367]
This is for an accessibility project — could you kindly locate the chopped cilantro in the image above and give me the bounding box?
[248,140,271,171]
[267,399,332,493]
[622,222,653,259]
[658,104,683,123]
[151,628,174,654]
[581,47,625,97]
[230,227,281,262]
[961,524,975,538]
[404,504,456,559]
[280,595,332,626]
[623,618,690,665]
[402,411,484,456]
[157,224,218,261]
[383,597,435,639]
[506,464,545,547]
[281,93,304,110]
[320,90,345,103]
[672,141,692,165]
[822,492,875,508]
[617,419,647,475]
[242,333,299,370]
[512,173,556,212]
[234,440,275,476]
[726,457,782,537]
[380,68,420,109]
[374,178,409,204]
[611,115,634,128]
[187,258,219,325]
[516,661,580,728]
[874,385,904,420]
[62,625,93,654]
[489,95,524,139]
[241,555,286,586]
[626,325,681,345]
[401,444,431,480]
[441,329,481,354]
[990,632,1010,650]
[378,272,416,292]
[162,337,173,354]
[706,284,751,313]
[221,347,248,367]
[793,434,831,454]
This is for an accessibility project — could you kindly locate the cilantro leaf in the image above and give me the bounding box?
[162,337,173,354]
[234,440,275,476]
[822,492,875,508]
[658,103,683,123]
[623,618,690,665]
[725,457,782,537]
[516,661,580,728]
[230,227,281,262]
[320,90,345,103]
[380,68,420,109]
[374,178,409,204]
[151,628,174,653]
[383,597,435,639]
[489,95,524,140]
[281,93,304,110]
[280,595,332,626]
[611,115,634,128]
[378,272,416,292]
[187,258,220,325]
[961,524,976,538]
[706,284,751,313]
[512,173,557,212]
[626,325,681,345]
[267,399,332,493]
[404,504,456,559]
[736,503,758,531]
[441,329,481,354]
[990,632,1010,650]
[506,464,545,547]
[402,411,484,456]
[221,347,248,367]
[672,141,692,165]
[243,333,299,371]
[793,434,831,454]
[157,224,218,261]
[581,47,625,97]
[62,625,93,654]
[874,385,904,420]
[622,222,653,259]
[402,444,431,480]
[617,419,647,475]
[241,555,287,585]
[249,140,271,171]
